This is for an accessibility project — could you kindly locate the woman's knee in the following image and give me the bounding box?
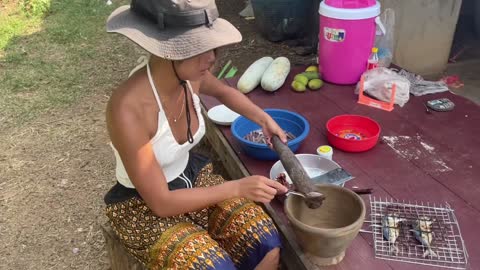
[149,223,235,270]
[208,198,282,269]
[209,198,278,238]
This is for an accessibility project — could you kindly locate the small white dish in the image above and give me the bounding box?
[207,104,240,126]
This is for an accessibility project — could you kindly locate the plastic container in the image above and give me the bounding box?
[325,0,376,8]
[251,0,309,42]
[366,47,379,70]
[317,145,333,160]
[326,115,380,152]
[318,0,382,84]
[231,109,310,160]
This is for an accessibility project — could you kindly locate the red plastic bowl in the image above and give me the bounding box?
[326,115,381,152]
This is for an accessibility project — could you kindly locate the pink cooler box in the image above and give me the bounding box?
[319,0,381,85]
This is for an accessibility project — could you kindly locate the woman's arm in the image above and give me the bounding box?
[200,72,270,125]
[200,71,287,143]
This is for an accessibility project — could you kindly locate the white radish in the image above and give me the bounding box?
[261,57,290,92]
[237,57,274,93]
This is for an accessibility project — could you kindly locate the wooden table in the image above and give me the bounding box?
[201,66,480,270]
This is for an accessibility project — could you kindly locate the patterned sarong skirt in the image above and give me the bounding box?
[104,154,281,269]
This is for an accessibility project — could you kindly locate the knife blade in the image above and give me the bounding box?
[310,168,354,186]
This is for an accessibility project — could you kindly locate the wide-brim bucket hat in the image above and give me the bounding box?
[106,0,242,60]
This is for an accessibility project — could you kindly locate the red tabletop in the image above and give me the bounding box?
[201,66,479,269]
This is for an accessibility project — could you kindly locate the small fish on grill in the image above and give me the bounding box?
[411,216,437,258]
[382,213,406,255]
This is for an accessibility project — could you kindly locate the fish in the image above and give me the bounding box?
[275,173,294,202]
[276,173,295,191]
[411,216,437,258]
[382,214,405,255]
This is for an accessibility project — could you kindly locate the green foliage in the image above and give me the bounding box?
[21,0,51,17]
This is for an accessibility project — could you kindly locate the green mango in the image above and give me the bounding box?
[291,81,307,92]
[308,79,324,90]
[301,72,320,80]
[305,65,318,73]
[293,74,309,85]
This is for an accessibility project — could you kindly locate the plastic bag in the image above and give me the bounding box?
[239,0,254,17]
[396,69,450,96]
[355,68,411,107]
[375,8,395,67]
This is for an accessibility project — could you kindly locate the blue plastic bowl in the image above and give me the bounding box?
[231,109,310,160]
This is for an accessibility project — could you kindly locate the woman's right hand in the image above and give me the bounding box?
[234,176,289,204]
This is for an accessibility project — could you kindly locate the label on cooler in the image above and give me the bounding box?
[324,27,346,42]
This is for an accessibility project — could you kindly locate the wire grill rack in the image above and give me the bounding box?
[368,196,468,269]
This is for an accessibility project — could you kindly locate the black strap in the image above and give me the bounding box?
[172,61,194,144]
[183,83,194,144]
[131,0,218,30]
[156,8,218,29]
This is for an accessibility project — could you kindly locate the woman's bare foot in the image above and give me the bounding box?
[255,247,280,270]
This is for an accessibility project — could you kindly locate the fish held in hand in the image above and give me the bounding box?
[276,173,294,191]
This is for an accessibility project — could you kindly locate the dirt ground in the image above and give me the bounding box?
[0,1,315,269]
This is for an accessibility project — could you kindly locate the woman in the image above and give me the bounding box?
[104,0,289,269]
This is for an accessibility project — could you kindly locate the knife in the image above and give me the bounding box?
[310,168,355,186]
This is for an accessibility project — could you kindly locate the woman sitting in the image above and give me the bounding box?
[103,0,288,269]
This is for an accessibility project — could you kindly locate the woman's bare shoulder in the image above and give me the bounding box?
[106,72,150,129]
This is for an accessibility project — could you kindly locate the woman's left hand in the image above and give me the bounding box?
[261,117,287,148]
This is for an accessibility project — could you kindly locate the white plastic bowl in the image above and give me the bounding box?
[269,154,344,186]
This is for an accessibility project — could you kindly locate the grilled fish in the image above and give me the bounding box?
[382,214,405,255]
[411,216,437,258]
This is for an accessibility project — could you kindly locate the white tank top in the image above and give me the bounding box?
[111,63,206,189]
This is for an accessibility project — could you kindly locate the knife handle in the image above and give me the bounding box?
[351,188,373,195]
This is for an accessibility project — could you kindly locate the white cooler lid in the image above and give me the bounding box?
[319,1,381,20]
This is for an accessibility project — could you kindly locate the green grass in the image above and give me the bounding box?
[0,0,135,126]
[21,0,51,17]
[0,12,32,51]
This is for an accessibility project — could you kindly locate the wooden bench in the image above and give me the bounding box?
[101,223,146,270]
